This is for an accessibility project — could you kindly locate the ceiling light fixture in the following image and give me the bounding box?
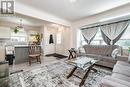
[12,19,24,33]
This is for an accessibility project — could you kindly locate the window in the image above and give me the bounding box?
[91,29,106,45]
[11,29,27,42]
[115,25,130,49]
[79,25,130,49]
[80,29,106,46]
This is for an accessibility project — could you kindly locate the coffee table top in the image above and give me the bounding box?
[67,57,99,70]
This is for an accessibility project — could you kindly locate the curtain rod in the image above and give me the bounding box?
[81,18,130,30]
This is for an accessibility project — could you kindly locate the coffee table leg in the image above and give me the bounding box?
[92,68,97,72]
[67,67,77,79]
[79,65,94,87]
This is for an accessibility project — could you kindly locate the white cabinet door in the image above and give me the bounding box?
[0,27,11,39]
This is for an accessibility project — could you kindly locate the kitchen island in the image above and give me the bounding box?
[15,45,29,64]
[14,45,42,64]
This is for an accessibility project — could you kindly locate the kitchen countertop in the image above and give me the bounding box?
[14,45,41,47]
[14,45,29,48]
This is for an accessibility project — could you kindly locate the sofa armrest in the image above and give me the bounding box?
[116,56,128,61]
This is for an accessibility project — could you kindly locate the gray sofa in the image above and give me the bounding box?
[83,45,125,68]
[100,61,130,87]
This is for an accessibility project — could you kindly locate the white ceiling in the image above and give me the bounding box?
[17,0,130,22]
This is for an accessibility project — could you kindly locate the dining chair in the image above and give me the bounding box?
[28,45,41,65]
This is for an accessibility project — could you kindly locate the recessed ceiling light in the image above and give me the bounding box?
[70,0,77,3]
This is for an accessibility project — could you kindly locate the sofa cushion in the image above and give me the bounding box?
[99,61,130,87]
[97,61,115,68]
[100,77,129,87]
[116,56,128,61]
[113,64,130,77]
[84,54,102,59]
[116,61,130,67]
[100,56,116,63]
[112,73,130,82]
[103,76,130,87]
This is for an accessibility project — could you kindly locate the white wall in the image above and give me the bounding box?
[0,27,11,39]
[57,27,72,55]
[71,3,130,48]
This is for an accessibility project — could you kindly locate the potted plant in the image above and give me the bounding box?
[14,27,19,33]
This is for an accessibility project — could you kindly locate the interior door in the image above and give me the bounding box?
[44,27,56,55]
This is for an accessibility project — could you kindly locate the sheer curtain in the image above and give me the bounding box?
[100,21,129,45]
[81,27,98,44]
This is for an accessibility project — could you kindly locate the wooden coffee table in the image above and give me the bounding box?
[66,57,99,87]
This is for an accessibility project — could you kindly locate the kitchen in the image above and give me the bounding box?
[0,15,43,65]
[0,13,72,65]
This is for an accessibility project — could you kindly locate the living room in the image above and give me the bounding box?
[0,0,130,87]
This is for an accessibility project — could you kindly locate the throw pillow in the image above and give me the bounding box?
[111,48,119,60]
[78,46,86,53]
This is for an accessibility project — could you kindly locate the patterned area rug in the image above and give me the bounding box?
[9,61,111,87]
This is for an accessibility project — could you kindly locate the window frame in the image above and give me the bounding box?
[79,26,130,49]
